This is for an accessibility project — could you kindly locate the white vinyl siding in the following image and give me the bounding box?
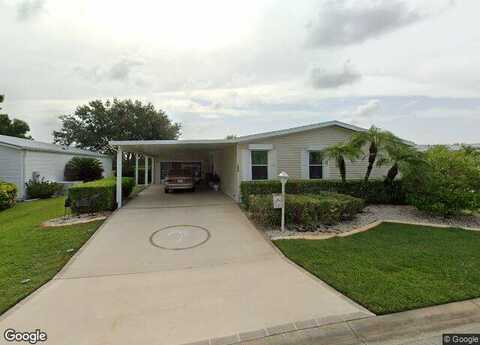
[212,145,237,199]
[237,125,389,181]
[24,151,112,184]
[0,145,112,199]
[0,145,22,198]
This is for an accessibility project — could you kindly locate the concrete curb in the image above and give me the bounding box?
[182,298,480,345]
[271,219,480,241]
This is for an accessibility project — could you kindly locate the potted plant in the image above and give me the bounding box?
[211,174,220,191]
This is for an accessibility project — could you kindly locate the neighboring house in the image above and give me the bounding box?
[417,143,480,151]
[111,120,395,205]
[0,135,112,199]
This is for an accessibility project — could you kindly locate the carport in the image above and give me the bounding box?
[110,139,238,207]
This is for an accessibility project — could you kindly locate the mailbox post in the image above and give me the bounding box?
[278,171,289,231]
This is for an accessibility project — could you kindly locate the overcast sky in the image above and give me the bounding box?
[1,0,479,144]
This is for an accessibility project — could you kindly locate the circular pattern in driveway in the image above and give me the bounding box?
[150,225,210,250]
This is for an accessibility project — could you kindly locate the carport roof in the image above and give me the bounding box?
[110,120,368,152]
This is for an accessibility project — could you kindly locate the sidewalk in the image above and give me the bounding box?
[192,298,480,345]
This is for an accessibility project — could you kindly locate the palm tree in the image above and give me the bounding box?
[377,142,426,184]
[322,142,362,182]
[350,126,401,182]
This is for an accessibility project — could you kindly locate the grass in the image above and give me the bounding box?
[0,197,103,315]
[274,222,480,315]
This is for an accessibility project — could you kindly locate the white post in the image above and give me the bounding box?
[116,147,123,208]
[281,181,285,231]
[144,156,149,185]
[151,157,155,184]
[278,171,289,232]
[135,154,139,185]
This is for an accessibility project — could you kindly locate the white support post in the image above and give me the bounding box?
[144,156,149,185]
[151,157,155,184]
[135,154,139,185]
[116,147,123,208]
[281,181,285,231]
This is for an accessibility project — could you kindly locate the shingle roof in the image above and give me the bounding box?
[0,135,109,157]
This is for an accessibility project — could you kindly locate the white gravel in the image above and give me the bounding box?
[264,205,480,239]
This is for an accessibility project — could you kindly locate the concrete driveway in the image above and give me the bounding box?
[0,186,371,345]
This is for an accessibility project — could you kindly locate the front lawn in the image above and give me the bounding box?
[274,222,480,314]
[0,197,103,315]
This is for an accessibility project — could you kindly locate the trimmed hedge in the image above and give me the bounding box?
[68,177,134,213]
[249,192,365,228]
[0,181,17,211]
[240,179,405,209]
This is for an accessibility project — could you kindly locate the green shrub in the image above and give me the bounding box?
[67,177,134,213]
[249,192,365,228]
[403,146,480,217]
[64,157,104,182]
[25,178,61,199]
[240,179,405,209]
[0,181,17,210]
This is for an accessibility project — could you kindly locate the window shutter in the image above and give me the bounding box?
[323,158,329,179]
[300,150,309,179]
[268,149,277,179]
[241,149,252,181]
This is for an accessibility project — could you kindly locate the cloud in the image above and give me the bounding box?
[107,59,143,81]
[310,60,361,89]
[351,99,381,117]
[74,59,144,83]
[306,0,422,47]
[17,0,46,21]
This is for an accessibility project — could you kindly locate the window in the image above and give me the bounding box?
[251,150,268,180]
[309,151,323,179]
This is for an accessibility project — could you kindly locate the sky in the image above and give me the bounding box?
[1,0,480,144]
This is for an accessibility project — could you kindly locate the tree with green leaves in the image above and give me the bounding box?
[350,126,402,182]
[376,141,426,184]
[0,95,32,139]
[322,142,362,182]
[54,99,181,155]
[403,145,480,216]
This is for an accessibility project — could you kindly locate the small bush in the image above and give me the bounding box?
[25,178,61,199]
[249,192,365,229]
[240,179,405,209]
[64,157,104,182]
[0,181,17,210]
[67,177,134,213]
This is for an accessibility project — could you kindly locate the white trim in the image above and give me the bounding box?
[307,144,328,151]
[110,139,235,146]
[240,149,252,181]
[267,150,277,179]
[248,143,273,150]
[0,136,109,158]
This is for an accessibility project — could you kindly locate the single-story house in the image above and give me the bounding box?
[111,120,395,207]
[0,135,112,199]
